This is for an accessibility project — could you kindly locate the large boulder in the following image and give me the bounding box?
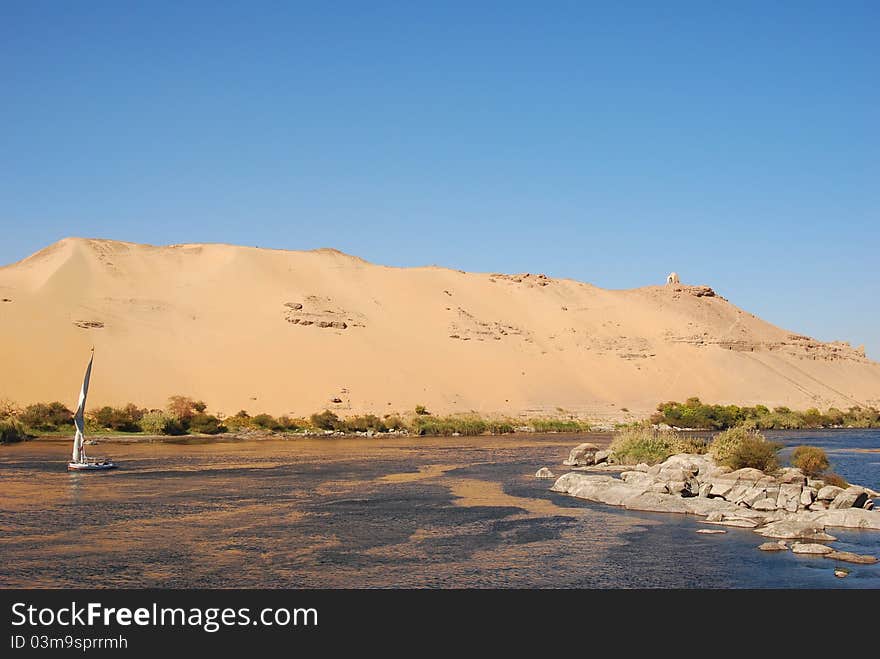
[800,487,816,507]
[594,450,612,464]
[754,520,837,541]
[824,551,878,565]
[535,467,555,479]
[758,541,788,551]
[810,508,880,530]
[779,467,808,485]
[828,487,868,510]
[816,485,845,501]
[751,498,778,511]
[791,542,834,555]
[563,443,601,466]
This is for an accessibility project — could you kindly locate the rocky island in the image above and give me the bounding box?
[549,441,880,565]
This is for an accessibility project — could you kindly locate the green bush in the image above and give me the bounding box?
[251,413,282,430]
[166,396,207,423]
[140,411,185,435]
[19,402,74,431]
[342,414,387,433]
[0,418,28,443]
[530,419,589,432]
[412,416,487,436]
[710,427,779,473]
[414,405,430,416]
[223,410,254,431]
[486,420,515,434]
[90,404,145,432]
[651,398,880,430]
[275,416,304,431]
[790,446,830,477]
[310,410,341,431]
[610,427,685,465]
[188,413,225,434]
[382,415,406,431]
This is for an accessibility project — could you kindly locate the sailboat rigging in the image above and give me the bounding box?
[68,349,116,471]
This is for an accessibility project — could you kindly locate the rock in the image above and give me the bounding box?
[824,551,878,565]
[726,467,767,482]
[738,486,767,508]
[828,487,868,510]
[754,520,837,541]
[708,480,735,499]
[864,499,874,511]
[330,321,348,330]
[696,529,726,534]
[810,508,880,530]
[594,450,611,464]
[649,482,669,494]
[621,472,655,490]
[777,483,802,512]
[791,542,834,555]
[705,511,724,523]
[698,483,712,498]
[659,467,690,483]
[808,501,828,511]
[285,302,303,310]
[634,463,650,473]
[834,569,849,578]
[779,468,807,485]
[716,517,761,528]
[758,541,789,551]
[667,481,687,495]
[646,464,661,477]
[562,443,601,467]
[317,321,332,328]
[751,498,778,511]
[807,479,825,490]
[817,485,844,501]
[800,487,816,507]
[535,467,555,479]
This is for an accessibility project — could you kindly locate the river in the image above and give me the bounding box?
[1,429,878,588]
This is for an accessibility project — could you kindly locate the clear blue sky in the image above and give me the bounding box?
[2,2,878,357]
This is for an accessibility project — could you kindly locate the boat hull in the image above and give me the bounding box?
[68,461,116,472]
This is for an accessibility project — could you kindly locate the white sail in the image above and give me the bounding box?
[71,350,94,463]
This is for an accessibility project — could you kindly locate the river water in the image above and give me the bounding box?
[1,429,878,588]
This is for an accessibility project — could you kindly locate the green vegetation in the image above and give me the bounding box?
[411,415,490,436]
[91,403,145,432]
[19,402,74,431]
[310,410,341,431]
[0,418,28,443]
[610,426,707,465]
[414,405,430,416]
[709,426,780,473]
[529,419,591,433]
[790,446,830,477]
[139,411,185,435]
[652,397,880,430]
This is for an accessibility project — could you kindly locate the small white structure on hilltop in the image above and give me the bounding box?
[666,272,680,285]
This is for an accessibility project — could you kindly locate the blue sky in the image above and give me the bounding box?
[2,2,878,357]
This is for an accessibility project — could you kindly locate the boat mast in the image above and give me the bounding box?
[72,349,94,464]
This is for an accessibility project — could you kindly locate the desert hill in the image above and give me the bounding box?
[1,237,878,422]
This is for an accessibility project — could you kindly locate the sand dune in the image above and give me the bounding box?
[1,237,878,421]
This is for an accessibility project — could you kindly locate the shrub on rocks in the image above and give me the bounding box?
[610,426,695,465]
[790,446,830,477]
[710,427,780,473]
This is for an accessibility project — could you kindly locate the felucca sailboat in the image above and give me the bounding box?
[68,349,116,471]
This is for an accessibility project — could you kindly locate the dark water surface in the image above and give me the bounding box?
[1,430,878,588]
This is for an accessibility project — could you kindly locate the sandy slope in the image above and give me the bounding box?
[1,238,878,421]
